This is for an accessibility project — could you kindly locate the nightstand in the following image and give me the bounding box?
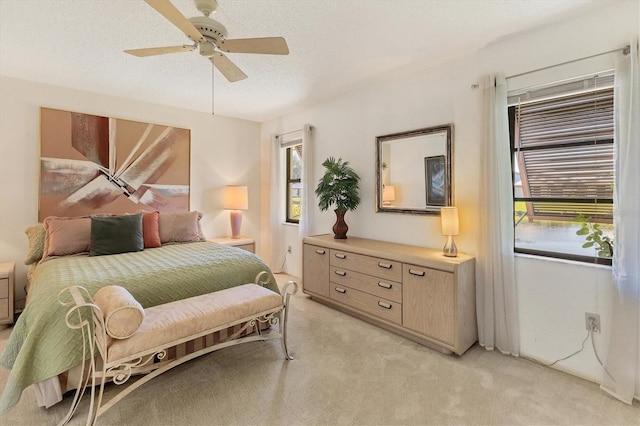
[0,262,15,326]
[207,237,255,253]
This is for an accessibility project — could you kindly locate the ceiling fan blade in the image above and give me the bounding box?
[218,37,289,55]
[124,45,195,57]
[145,0,205,43]
[210,52,248,82]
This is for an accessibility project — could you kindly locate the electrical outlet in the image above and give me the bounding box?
[585,312,601,333]
[287,245,292,254]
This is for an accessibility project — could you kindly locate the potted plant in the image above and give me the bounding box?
[575,215,614,258]
[315,157,361,239]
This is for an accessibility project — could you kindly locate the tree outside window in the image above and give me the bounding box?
[286,145,302,223]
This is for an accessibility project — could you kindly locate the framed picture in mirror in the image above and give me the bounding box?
[425,155,446,206]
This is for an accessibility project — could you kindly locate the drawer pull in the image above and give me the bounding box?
[315,249,326,255]
[378,262,392,269]
[378,301,392,309]
[334,287,347,294]
[377,282,392,289]
[334,270,347,277]
[334,253,346,259]
[409,269,425,277]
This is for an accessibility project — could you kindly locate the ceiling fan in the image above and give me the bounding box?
[124,0,289,82]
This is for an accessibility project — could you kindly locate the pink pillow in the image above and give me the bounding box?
[142,211,161,248]
[41,216,91,262]
[158,211,204,244]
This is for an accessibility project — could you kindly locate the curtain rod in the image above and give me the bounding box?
[507,45,630,80]
[275,125,313,138]
[277,129,302,136]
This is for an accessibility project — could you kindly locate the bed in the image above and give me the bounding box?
[0,239,278,414]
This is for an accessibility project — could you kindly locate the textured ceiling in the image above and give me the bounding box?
[0,0,604,122]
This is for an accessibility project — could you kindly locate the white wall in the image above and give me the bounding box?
[261,0,639,397]
[516,255,614,381]
[0,77,262,307]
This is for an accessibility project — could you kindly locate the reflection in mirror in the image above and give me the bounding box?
[376,124,453,215]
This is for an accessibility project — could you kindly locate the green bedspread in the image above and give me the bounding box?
[0,241,277,414]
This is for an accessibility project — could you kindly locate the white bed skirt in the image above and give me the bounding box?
[34,377,63,408]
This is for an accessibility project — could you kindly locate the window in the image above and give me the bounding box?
[286,144,302,223]
[508,74,614,264]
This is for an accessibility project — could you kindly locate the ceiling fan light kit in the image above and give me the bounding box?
[126,0,289,83]
[199,41,216,57]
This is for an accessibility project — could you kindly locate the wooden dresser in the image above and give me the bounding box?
[302,234,477,355]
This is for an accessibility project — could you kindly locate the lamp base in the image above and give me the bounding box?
[443,235,458,257]
[230,210,243,239]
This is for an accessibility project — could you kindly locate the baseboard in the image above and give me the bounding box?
[519,351,602,384]
[517,352,640,404]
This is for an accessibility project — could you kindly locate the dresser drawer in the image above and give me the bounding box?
[329,283,401,324]
[303,244,330,297]
[0,278,8,299]
[234,243,254,253]
[0,298,8,321]
[330,266,402,303]
[329,250,401,282]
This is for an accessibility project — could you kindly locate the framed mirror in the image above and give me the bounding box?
[376,124,453,215]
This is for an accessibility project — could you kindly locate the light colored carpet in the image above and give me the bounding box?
[1,273,638,425]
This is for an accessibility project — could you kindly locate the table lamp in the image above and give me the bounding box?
[224,185,248,239]
[440,206,459,257]
[382,185,396,207]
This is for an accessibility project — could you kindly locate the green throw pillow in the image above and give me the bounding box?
[90,214,144,256]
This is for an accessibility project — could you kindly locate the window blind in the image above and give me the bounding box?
[278,129,303,148]
[512,86,614,221]
[508,72,614,106]
[516,90,614,148]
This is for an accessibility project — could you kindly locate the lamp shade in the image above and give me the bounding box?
[440,206,459,236]
[224,185,248,210]
[382,185,396,202]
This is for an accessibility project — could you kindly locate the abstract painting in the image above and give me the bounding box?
[39,108,190,221]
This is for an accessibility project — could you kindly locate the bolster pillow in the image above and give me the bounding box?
[93,286,145,339]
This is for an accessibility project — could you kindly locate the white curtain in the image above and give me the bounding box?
[298,124,313,239]
[601,39,640,405]
[270,134,286,271]
[477,74,520,355]
[271,126,313,275]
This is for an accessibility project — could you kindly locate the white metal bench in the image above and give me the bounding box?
[57,272,297,425]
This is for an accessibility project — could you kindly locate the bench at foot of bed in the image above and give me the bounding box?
[57,272,297,426]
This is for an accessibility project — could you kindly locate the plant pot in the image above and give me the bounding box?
[332,209,348,239]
